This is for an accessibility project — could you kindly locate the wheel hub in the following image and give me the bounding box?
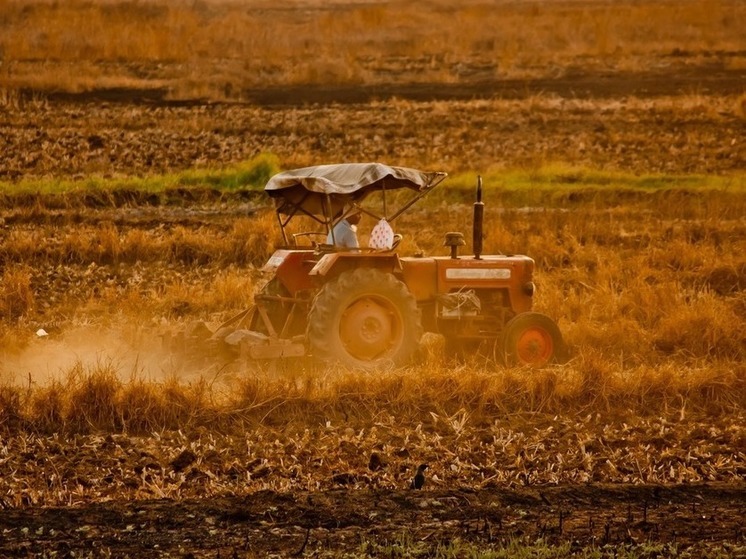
[340,297,401,361]
[516,327,553,366]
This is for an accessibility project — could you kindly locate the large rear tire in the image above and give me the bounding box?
[500,312,566,367]
[308,268,422,370]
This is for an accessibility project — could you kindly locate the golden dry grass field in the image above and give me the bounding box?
[0,0,745,557]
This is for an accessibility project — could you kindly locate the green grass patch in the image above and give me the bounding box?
[175,153,279,189]
[0,153,280,196]
[440,165,746,205]
[1,156,742,210]
[501,163,742,191]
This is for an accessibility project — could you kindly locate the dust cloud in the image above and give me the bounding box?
[0,324,180,386]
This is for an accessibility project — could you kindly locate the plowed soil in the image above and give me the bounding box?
[1,484,744,557]
[1,67,744,182]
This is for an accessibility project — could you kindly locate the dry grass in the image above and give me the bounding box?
[0,0,743,98]
[0,266,35,322]
[1,367,743,511]
[0,186,744,513]
[0,179,744,433]
[0,6,743,547]
[2,355,745,437]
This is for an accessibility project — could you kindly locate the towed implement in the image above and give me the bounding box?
[170,163,565,370]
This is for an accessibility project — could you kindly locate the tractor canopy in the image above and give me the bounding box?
[265,163,447,245]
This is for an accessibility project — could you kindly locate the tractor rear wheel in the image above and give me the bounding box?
[308,268,422,369]
[500,312,565,367]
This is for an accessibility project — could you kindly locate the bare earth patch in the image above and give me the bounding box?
[1,484,744,557]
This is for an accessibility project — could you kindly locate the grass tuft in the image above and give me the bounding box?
[65,362,122,433]
[0,266,35,322]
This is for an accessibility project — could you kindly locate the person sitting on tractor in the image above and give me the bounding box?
[327,207,362,248]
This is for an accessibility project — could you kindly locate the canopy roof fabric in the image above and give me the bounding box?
[265,163,445,219]
[265,163,439,196]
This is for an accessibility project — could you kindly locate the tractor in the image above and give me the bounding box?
[171,163,565,370]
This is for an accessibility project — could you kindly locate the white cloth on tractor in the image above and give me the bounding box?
[368,218,395,249]
[327,218,359,248]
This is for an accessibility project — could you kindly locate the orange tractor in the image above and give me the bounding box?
[176,163,565,369]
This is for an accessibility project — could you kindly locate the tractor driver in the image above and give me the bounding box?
[327,207,362,249]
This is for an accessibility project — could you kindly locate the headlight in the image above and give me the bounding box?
[523,282,535,296]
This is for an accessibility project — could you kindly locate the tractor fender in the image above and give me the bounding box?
[309,252,402,279]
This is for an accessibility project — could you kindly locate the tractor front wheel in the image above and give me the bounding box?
[500,312,565,367]
[308,269,422,370]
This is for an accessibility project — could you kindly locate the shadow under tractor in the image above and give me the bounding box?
[170,163,566,370]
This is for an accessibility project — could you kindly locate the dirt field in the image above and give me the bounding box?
[0,416,744,556]
[1,484,744,557]
[1,68,744,182]
[1,1,745,557]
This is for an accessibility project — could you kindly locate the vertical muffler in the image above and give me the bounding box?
[473,175,484,259]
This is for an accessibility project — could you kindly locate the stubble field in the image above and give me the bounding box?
[0,0,745,557]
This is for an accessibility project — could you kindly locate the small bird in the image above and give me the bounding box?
[368,452,383,472]
[410,463,428,489]
[331,472,358,486]
[170,449,197,472]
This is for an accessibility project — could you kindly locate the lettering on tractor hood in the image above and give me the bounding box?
[445,268,511,280]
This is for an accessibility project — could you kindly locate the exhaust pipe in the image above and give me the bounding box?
[473,175,484,260]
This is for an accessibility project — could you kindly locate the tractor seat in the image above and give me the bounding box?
[291,231,327,247]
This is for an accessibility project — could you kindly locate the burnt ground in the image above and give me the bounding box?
[0,483,744,557]
[39,66,746,106]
